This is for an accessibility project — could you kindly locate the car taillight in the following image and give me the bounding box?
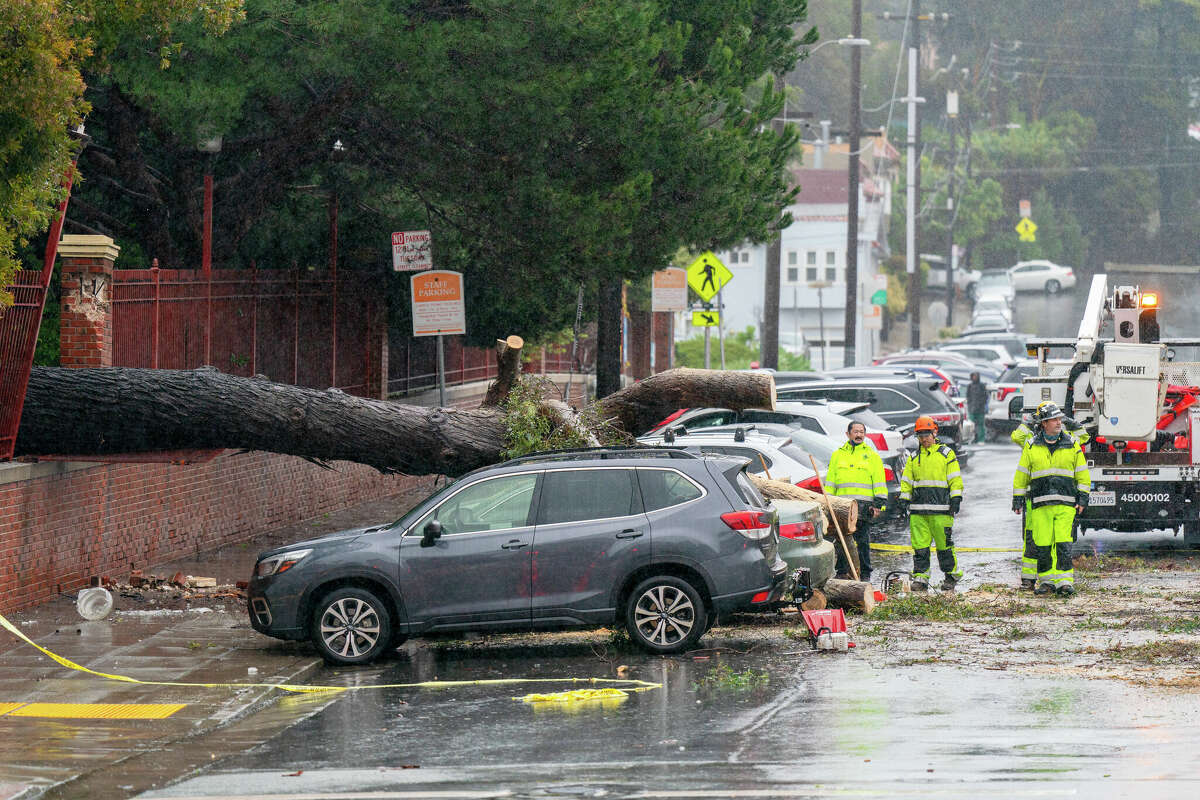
[928,412,959,425]
[796,476,824,493]
[995,387,1017,401]
[720,510,773,540]
[883,466,895,481]
[866,432,888,451]
[648,408,689,431]
[779,521,817,541]
[940,380,952,395]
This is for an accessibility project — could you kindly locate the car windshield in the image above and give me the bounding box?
[999,365,1037,383]
[979,272,1011,287]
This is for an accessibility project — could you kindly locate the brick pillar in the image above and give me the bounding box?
[58,235,120,368]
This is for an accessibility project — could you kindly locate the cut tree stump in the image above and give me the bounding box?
[800,589,827,611]
[823,578,877,614]
[480,335,525,407]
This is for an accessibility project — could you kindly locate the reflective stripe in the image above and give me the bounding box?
[949,489,963,497]
[1074,465,1089,473]
[835,482,875,490]
[1031,468,1074,479]
[910,503,950,512]
[1033,493,1076,504]
[1076,483,1089,491]
[1013,488,1028,496]
[945,470,961,480]
[899,492,912,500]
[837,492,875,501]
[912,480,950,488]
[1015,465,1030,475]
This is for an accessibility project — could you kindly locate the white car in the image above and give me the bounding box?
[637,428,824,491]
[972,297,1013,323]
[1008,260,1076,294]
[937,342,1015,370]
[984,359,1038,441]
[974,270,1015,305]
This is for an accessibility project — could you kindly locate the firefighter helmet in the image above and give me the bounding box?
[1035,400,1065,423]
[913,415,938,434]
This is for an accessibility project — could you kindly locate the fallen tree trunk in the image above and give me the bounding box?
[15,364,776,478]
[748,475,858,533]
[823,578,876,614]
[16,367,509,477]
[599,367,775,436]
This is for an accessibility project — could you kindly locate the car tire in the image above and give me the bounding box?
[311,586,393,665]
[1045,279,1061,294]
[625,575,707,655]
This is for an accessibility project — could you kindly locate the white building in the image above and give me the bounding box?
[681,139,897,370]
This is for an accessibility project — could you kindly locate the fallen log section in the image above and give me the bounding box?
[748,475,858,533]
[823,578,876,614]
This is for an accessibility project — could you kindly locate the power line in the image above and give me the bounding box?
[973,161,1200,175]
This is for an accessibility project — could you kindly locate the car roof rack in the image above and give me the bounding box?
[498,446,701,466]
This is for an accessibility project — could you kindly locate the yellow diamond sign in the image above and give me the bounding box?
[686,251,733,302]
[1015,217,1038,242]
[691,310,720,327]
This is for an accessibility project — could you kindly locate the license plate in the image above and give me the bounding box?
[1089,491,1116,507]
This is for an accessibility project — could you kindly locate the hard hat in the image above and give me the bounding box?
[914,415,938,433]
[1035,400,1065,423]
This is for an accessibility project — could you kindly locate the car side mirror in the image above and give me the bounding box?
[1008,395,1025,421]
[421,519,443,547]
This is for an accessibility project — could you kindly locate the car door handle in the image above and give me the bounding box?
[616,529,644,539]
[500,540,528,550]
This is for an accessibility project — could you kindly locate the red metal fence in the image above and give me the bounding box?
[0,270,52,458]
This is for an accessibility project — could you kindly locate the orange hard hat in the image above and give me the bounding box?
[914,415,938,433]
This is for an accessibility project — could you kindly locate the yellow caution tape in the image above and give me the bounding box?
[0,611,661,698]
[871,543,1021,553]
[517,687,628,703]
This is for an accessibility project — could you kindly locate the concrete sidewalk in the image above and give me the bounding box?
[0,482,438,800]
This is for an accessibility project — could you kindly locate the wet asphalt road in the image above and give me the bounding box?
[139,440,1200,799]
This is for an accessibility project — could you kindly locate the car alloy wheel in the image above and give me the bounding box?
[626,575,707,654]
[312,587,392,665]
[1045,279,1061,294]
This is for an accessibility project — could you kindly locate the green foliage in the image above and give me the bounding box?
[868,593,981,622]
[693,663,769,691]
[498,377,625,460]
[674,326,811,370]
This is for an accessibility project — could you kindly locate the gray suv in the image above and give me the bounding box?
[248,448,791,664]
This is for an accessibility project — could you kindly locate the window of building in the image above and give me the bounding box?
[742,251,751,263]
[806,251,817,265]
[787,251,797,265]
[786,267,799,283]
[729,251,740,263]
[826,251,836,265]
[806,267,818,281]
[826,267,837,282]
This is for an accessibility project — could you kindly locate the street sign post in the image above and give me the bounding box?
[392,230,433,272]
[410,269,465,407]
[652,267,688,312]
[686,252,732,302]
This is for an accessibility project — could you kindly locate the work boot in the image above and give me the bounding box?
[940,577,958,591]
[911,580,928,592]
[1056,584,1076,598]
[1020,578,1036,591]
[1033,583,1054,596]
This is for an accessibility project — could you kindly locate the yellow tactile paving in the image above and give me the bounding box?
[0,702,25,715]
[4,702,186,719]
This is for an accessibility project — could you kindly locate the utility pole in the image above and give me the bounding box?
[843,0,863,367]
[904,1,923,349]
[945,89,957,327]
[762,74,784,370]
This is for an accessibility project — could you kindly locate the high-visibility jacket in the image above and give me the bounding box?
[1013,433,1091,509]
[825,441,888,508]
[900,443,963,515]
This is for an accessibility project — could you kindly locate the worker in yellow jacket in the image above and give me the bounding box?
[898,416,964,591]
[1012,401,1090,597]
[825,421,889,579]
[1011,402,1091,588]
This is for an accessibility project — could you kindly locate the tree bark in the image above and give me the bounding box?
[800,589,827,612]
[748,475,858,533]
[595,277,623,399]
[480,335,525,407]
[602,368,776,437]
[16,367,509,477]
[823,578,876,614]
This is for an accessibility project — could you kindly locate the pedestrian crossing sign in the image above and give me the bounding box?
[686,252,733,302]
[1015,217,1037,242]
[692,310,720,327]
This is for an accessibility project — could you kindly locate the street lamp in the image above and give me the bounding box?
[197,135,223,276]
[765,34,871,370]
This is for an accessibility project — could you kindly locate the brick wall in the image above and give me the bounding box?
[0,452,421,613]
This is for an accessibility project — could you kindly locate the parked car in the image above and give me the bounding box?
[248,447,792,662]
[972,297,1013,323]
[775,374,966,448]
[985,359,1039,440]
[924,256,982,299]
[637,427,824,490]
[1008,260,1076,294]
[944,331,1030,361]
[974,269,1016,305]
[936,342,1016,370]
[963,312,1013,334]
[772,499,836,588]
